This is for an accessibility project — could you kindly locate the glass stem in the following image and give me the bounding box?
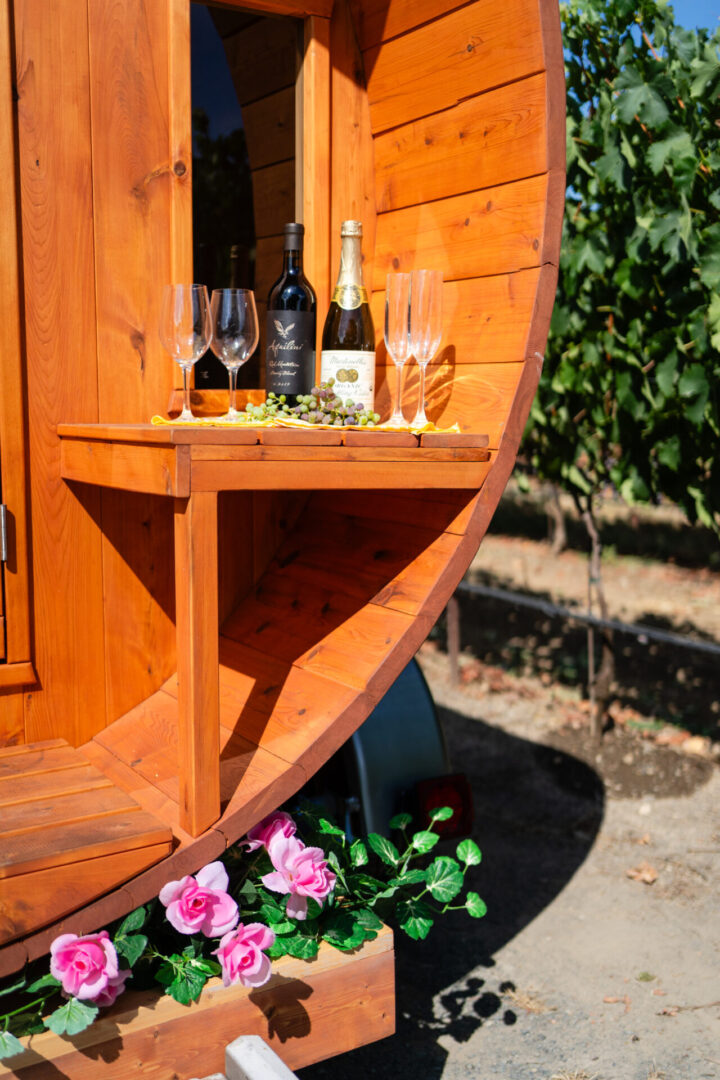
[229,368,238,415]
[395,364,403,421]
[416,363,428,425]
[182,366,191,417]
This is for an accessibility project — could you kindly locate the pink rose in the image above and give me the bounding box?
[50,931,119,1001]
[92,968,131,1008]
[243,811,297,853]
[159,861,238,937]
[213,922,275,988]
[262,833,336,920]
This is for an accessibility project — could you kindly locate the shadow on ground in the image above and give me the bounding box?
[297,708,605,1080]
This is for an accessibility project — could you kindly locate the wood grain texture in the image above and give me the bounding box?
[60,440,190,497]
[0,692,24,748]
[330,0,376,289]
[174,492,220,835]
[0,0,31,667]
[244,86,295,170]
[373,174,553,290]
[300,15,331,358]
[350,0,471,50]
[1,929,393,1079]
[374,73,549,213]
[364,0,544,134]
[223,16,299,106]
[14,0,107,745]
[253,159,296,240]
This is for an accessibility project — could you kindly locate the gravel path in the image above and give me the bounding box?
[299,653,720,1080]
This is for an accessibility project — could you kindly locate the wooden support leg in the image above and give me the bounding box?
[174,491,220,836]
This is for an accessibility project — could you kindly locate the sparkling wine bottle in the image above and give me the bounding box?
[265,223,317,398]
[320,220,375,411]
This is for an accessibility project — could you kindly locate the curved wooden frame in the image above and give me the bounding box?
[0,0,564,977]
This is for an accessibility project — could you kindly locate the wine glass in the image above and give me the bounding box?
[384,273,411,425]
[159,284,212,422]
[210,289,259,421]
[410,269,443,427]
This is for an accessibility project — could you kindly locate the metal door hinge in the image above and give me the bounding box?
[0,504,7,563]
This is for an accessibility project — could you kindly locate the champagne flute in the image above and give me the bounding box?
[384,273,411,425]
[210,289,259,421]
[159,284,212,422]
[410,269,443,427]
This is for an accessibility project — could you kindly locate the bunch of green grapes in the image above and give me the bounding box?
[244,380,381,427]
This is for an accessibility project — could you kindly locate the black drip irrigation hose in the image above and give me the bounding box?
[455,580,720,659]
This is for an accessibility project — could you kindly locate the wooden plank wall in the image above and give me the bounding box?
[349,0,564,435]
[9,0,189,744]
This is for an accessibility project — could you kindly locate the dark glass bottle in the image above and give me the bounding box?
[265,223,317,397]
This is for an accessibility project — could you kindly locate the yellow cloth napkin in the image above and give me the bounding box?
[151,414,460,435]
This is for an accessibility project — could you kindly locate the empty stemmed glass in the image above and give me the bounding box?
[384,273,411,425]
[159,284,212,422]
[410,269,443,428]
[210,289,259,421]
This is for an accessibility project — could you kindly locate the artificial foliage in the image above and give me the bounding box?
[0,804,484,1057]
[525,0,720,533]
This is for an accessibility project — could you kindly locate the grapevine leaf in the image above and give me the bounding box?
[367,834,399,866]
[45,999,98,1036]
[457,839,482,866]
[425,857,464,903]
[0,1032,25,1059]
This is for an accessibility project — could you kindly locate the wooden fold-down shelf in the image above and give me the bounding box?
[57,423,492,495]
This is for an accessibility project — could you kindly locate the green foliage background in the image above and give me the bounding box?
[524,0,720,532]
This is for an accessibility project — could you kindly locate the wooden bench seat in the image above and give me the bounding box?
[0,740,173,945]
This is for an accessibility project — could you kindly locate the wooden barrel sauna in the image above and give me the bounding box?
[0,0,564,983]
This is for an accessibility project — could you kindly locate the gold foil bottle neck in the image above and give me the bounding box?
[340,220,363,238]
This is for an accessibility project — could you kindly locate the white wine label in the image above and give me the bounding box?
[331,284,368,311]
[320,349,375,412]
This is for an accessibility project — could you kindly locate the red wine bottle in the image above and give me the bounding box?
[265,223,317,398]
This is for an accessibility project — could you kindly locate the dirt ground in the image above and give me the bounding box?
[299,526,720,1080]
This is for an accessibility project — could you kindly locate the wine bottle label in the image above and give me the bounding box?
[266,310,316,396]
[331,284,368,311]
[320,349,375,411]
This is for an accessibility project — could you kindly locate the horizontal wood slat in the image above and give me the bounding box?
[350,0,470,50]
[364,0,544,134]
[374,73,548,213]
[373,174,553,289]
[60,439,190,497]
[253,158,295,239]
[242,86,295,169]
[223,17,299,107]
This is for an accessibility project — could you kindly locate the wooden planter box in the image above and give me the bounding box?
[0,927,394,1080]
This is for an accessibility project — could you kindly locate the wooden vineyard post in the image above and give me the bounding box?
[173,490,220,835]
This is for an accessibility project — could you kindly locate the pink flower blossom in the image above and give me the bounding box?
[92,968,132,1008]
[262,833,336,920]
[243,811,297,853]
[50,931,119,1001]
[213,922,275,988]
[159,861,238,937]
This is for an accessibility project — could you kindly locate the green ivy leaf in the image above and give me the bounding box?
[162,966,206,1006]
[354,909,384,932]
[466,892,488,919]
[367,834,399,866]
[389,812,413,830]
[429,806,454,822]
[45,999,99,1036]
[267,938,289,959]
[350,840,368,867]
[0,1031,25,1059]
[390,869,426,887]
[397,898,434,941]
[678,363,709,399]
[426,857,464,903]
[656,435,681,471]
[411,831,439,854]
[317,818,346,839]
[457,839,482,866]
